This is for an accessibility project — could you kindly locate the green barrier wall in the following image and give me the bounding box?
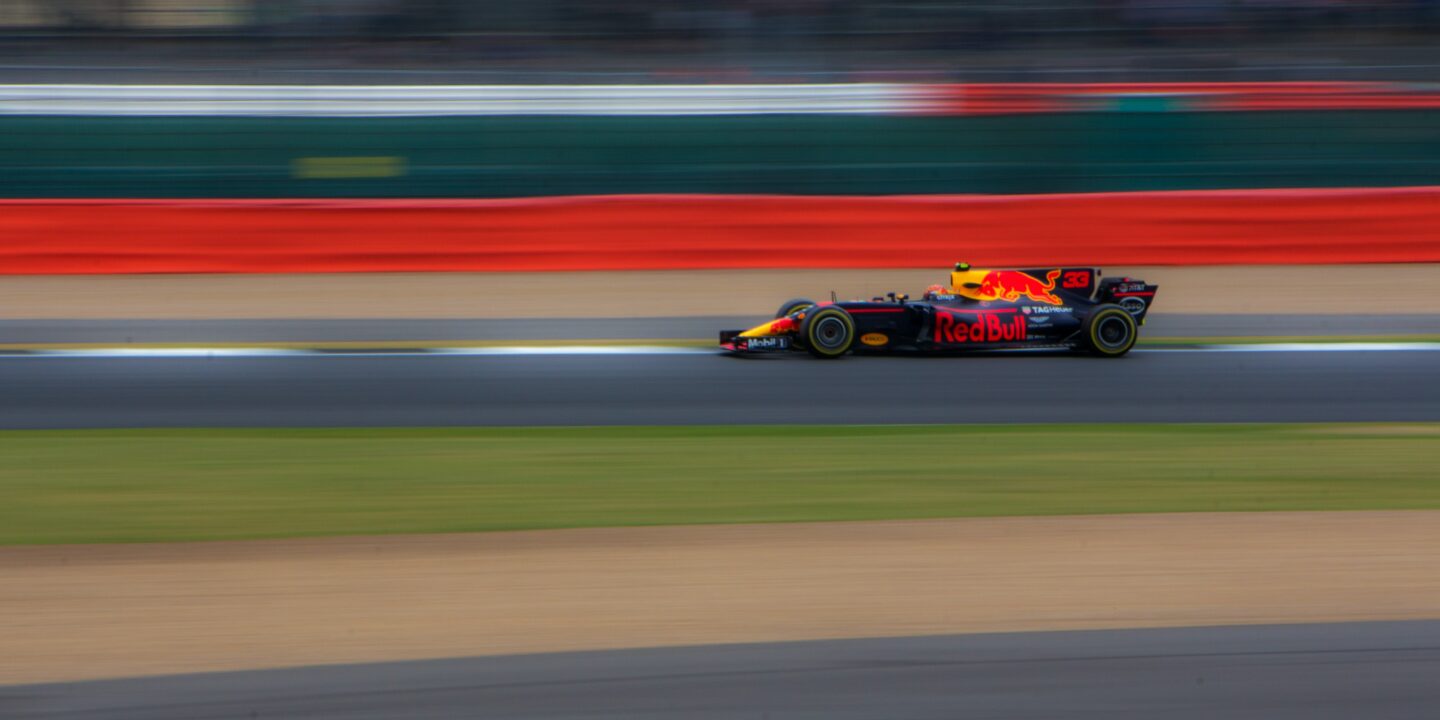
[1,112,1437,197]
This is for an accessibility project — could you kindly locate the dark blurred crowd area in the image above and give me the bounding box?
[2,0,1439,82]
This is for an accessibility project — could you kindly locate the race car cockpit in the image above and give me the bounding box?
[922,262,992,302]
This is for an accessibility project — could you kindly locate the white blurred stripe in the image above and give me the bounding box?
[431,346,712,355]
[0,84,930,116]
[13,348,305,358]
[0,347,713,358]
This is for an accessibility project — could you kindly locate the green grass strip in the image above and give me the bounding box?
[2,424,1437,545]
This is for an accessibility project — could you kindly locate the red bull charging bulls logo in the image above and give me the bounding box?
[934,311,1027,344]
[973,269,1063,305]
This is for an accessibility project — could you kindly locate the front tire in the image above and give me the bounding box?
[1082,305,1138,357]
[801,307,856,359]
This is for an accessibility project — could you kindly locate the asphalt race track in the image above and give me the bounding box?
[1,347,1438,428]
[6,621,1439,720]
[4,339,1436,719]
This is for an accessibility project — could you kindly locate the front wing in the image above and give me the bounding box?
[719,330,792,353]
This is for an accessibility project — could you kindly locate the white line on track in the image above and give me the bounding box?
[431,346,710,356]
[1147,343,1440,353]
[2,343,1440,359]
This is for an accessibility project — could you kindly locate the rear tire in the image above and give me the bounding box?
[801,307,855,359]
[1082,305,1138,357]
[775,298,816,319]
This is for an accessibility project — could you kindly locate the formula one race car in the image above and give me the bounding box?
[720,264,1157,358]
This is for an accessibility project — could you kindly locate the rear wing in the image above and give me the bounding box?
[1096,277,1159,324]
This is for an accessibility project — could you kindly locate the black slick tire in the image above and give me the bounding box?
[801,306,856,359]
[1082,304,1139,357]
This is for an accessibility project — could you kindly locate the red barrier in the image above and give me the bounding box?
[2,188,1438,274]
[923,82,1440,114]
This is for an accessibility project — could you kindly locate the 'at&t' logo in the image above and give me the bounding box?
[934,311,1027,344]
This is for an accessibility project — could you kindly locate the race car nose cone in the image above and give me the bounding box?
[739,317,796,337]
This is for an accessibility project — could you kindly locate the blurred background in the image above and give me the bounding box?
[3,1,1439,201]
[2,0,1439,201]
[2,0,1439,84]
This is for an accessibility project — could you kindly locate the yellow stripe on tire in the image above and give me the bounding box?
[1088,307,1138,357]
[805,308,856,358]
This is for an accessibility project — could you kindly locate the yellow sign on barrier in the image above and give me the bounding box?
[293,157,407,180]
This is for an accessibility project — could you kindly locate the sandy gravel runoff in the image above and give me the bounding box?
[2,265,1438,319]
[3,511,1439,685]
